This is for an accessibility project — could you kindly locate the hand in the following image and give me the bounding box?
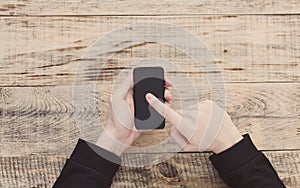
[145,94,243,154]
[96,71,173,156]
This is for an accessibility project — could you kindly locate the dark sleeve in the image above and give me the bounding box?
[53,139,121,188]
[209,134,285,188]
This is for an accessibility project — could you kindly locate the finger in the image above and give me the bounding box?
[146,93,181,127]
[164,89,172,103]
[147,93,196,139]
[169,126,188,149]
[127,95,134,113]
[114,73,133,99]
[128,86,133,97]
[164,76,172,88]
[170,126,197,152]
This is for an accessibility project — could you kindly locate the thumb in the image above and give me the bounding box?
[145,93,181,127]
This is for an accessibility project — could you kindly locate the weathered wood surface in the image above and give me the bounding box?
[0,0,299,16]
[0,15,299,86]
[0,151,299,188]
[0,83,299,156]
[0,0,299,187]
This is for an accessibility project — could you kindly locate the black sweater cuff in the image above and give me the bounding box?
[209,134,259,176]
[69,139,121,180]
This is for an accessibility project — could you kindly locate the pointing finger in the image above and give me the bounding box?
[145,93,181,127]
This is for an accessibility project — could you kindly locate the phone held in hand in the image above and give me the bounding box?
[133,67,165,130]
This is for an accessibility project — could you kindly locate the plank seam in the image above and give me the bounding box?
[0,13,300,17]
[1,81,300,87]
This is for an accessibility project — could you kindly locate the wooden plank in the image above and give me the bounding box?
[0,15,299,86]
[0,151,299,187]
[1,116,299,156]
[0,83,299,156]
[0,0,299,16]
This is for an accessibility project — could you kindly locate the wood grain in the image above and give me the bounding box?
[0,83,299,156]
[0,0,299,16]
[1,116,299,156]
[0,15,299,86]
[0,0,299,186]
[0,151,299,187]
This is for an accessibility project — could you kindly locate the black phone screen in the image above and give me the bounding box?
[133,67,165,130]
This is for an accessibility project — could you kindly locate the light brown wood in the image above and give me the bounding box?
[0,15,299,86]
[0,151,299,187]
[1,116,298,156]
[0,1,299,187]
[0,83,299,156]
[0,0,299,16]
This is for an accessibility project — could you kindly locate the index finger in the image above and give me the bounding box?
[145,93,181,127]
[146,93,197,139]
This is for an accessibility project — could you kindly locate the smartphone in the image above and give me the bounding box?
[133,67,165,130]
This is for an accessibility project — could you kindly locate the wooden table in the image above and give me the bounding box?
[0,1,299,187]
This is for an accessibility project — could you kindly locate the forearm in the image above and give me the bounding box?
[53,139,121,188]
[209,134,285,188]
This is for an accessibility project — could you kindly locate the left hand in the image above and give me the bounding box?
[96,71,172,156]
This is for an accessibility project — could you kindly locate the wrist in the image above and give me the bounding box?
[209,121,243,154]
[211,134,243,154]
[96,130,128,156]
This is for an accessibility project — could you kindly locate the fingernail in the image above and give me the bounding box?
[146,93,152,101]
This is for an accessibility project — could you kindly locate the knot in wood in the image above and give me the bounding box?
[156,162,178,178]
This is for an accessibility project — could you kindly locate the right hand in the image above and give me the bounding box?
[145,94,243,154]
